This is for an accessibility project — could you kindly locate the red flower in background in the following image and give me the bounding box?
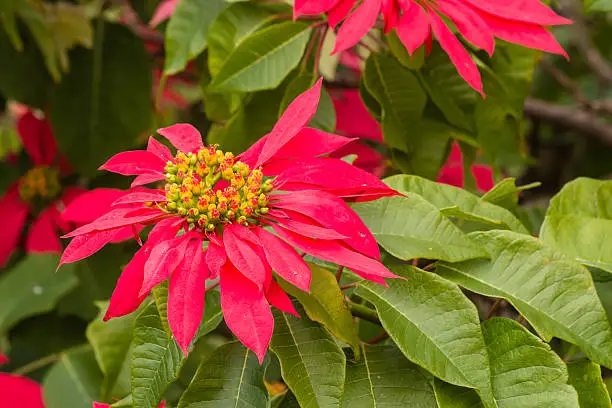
[0,347,8,365]
[59,79,400,361]
[0,373,45,408]
[329,89,386,176]
[295,0,570,94]
[437,142,494,192]
[0,111,84,267]
[149,0,179,27]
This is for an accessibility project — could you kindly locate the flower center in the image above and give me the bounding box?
[18,165,62,204]
[163,146,273,231]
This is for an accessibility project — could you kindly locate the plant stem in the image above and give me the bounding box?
[12,353,61,376]
[340,282,358,290]
[487,299,502,319]
[349,302,381,326]
[366,332,389,344]
[313,26,328,77]
[335,265,344,282]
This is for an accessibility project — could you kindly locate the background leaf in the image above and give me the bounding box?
[567,360,612,408]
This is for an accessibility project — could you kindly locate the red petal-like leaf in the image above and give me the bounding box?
[206,239,226,279]
[149,0,180,27]
[147,136,174,162]
[0,373,45,408]
[140,234,190,296]
[105,245,150,320]
[223,224,268,289]
[428,8,484,95]
[62,188,124,225]
[220,263,274,363]
[328,0,357,28]
[266,209,348,240]
[333,0,381,54]
[254,79,323,168]
[275,128,355,161]
[294,0,340,15]
[168,237,208,354]
[396,3,430,55]
[16,111,57,166]
[99,150,166,176]
[63,207,166,238]
[59,229,121,267]
[464,0,571,26]
[256,227,312,292]
[112,190,167,206]
[0,189,29,267]
[266,280,299,316]
[272,190,380,259]
[157,123,204,153]
[330,89,382,141]
[26,209,61,254]
[131,172,166,187]
[437,0,495,56]
[273,225,398,281]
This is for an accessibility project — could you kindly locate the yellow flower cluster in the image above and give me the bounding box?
[18,165,61,204]
[163,146,273,230]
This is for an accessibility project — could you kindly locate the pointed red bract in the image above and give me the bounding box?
[266,280,299,317]
[223,224,268,289]
[157,123,204,153]
[0,188,29,267]
[437,143,495,192]
[206,239,226,279]
[0,373,45,408]
[396,2,430,54]
[254,79,323,168]
[112,190,167,206]
[328,0,356,28]
[220,262,274,363]
[16,111,57,166]
[147,136,174,162]
[266,210,348,240]
[26,209,62,254]
[149,0,180,27]
[140,234,190,296]
[256,228,312,293]
[294,0,340,17]
[333,0,381,53]
[100,150,166,176]
[62,188,124,224]
[168,238,208,354]
[437,0,495,56]
[59,229,122,266]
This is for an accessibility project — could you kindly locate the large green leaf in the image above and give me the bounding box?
[567,360,611,408]
[354,264,494,407]
[541,178,612,273]
[43,346,104,408]
[87,301,135,401]
[384,175,528,233]
[353,195,488,262]
[341,344,437,408]
[49,23,152,176]
[437,230,612,369]
[433,379,483,408]
[210,21,311,92]
[178,341,269,408]
[270,305,346,408]
[207,2,273,77]
[0,254,78,332]
[483,318,579,407]
[131,299,183,408]
[164,0,227,75]
[277,263,359,356]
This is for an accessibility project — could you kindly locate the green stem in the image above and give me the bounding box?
[349,302,381,326]
[12,353,61,376]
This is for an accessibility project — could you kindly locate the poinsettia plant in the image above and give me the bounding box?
[2,0,612,407]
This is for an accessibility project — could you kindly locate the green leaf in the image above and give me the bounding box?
[586,0,612,12]
[386,30,424,70]
[433,379,484,408]
[207,2,273,77]
[210,21,312,92]
[481,178,540,213]
[567,360,612,408]
[164,0,227,75]
[353,195,488,262]
[86,301,135,401]
[49,22,152,176]
[131,299,184,408]
[483,318,579,407]
[277,263,360,356]
[178,341,269,408]
[385,174,529,233]
[541,178,612,273]
[195,290,224,341]
[0,254,78,332]
[437,230,612,369]
[43,346,104,408]
[354,264,494,407]
[341,344,437,408]
[270,305,346,408]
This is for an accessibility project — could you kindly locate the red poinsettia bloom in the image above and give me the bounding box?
[149,0,179,27]
[329,89,386,176]
[295,0,570,94]
[437,142,494,192]
[0,373,45,408]
[59,79,399,361]
[0,111,85,267]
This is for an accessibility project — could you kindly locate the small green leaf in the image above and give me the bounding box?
[386,30,424,70]
[385,174,528,233]
[131,299,183,408]
[483,318,579,407]
[43,346,104,408]
[277,263,359,356]
[164,0,228,75]
[586,0,612,12]
[353,195,488,262]
[0,254,78,332]
[270,305,346,408]
[481,178,540,213]
[567,360,612,408]
[433,379,484,408]
[437,230,612,369]
[178,341,269,408]
[341,344,437,407]
[541,177,612,273]
[210,21,312,92]
[354,264,494,407]
[86,301,135,401]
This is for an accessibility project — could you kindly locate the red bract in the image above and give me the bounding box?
[0,347,8,366]
[60,79,400,362]
[0,373,45,408]
[296,0,570,94]
[437,142,494,192]
[0,111,84,267]
[149,0,180,27]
